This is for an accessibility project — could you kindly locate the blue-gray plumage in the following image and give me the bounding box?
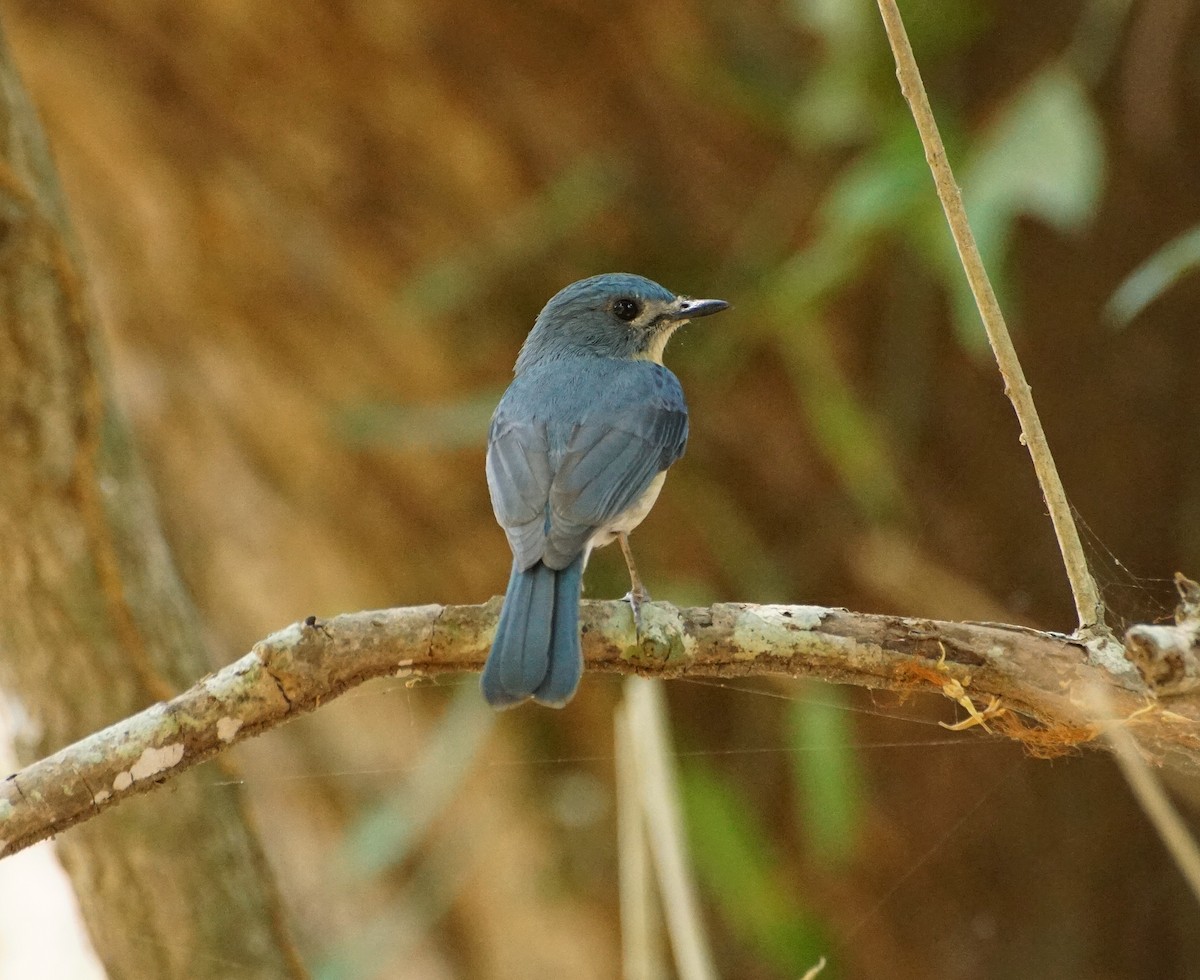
[482,273,728,708]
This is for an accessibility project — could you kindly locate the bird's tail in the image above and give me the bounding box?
[482,556,584,709]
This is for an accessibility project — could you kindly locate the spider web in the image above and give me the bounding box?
[1069,501,1178,633]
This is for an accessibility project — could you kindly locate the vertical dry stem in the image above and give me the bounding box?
[874,0,1106,634]
[625,677,717,980]
[616,700,666,980]
[1089,686,1200,904]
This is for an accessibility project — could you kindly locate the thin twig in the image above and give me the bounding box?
[874,0,1106,634]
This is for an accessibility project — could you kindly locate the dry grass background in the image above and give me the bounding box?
[5,0,1200,976]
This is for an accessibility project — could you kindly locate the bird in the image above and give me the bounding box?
[481,273,728,709]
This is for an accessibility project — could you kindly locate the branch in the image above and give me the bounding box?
[874,0,1106,633]
[4,599,1195,859]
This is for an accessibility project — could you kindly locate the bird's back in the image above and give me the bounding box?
[498,354,684,425]
[487,354,688,570]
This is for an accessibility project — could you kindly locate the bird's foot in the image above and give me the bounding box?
[624,586,652,636]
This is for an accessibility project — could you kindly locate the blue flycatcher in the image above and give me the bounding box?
[482,273,728,709]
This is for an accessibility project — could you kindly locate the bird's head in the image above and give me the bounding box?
[515,273,728,372]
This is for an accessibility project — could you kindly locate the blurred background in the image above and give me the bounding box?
[2,0,1200,976]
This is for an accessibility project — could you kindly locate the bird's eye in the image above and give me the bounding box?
[612,298,640,322]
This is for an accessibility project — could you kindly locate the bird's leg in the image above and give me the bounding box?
[618,532,650,633]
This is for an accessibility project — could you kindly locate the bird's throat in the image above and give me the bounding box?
[633,321,683,364]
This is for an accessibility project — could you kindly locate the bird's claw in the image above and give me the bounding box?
[624,588,651,636]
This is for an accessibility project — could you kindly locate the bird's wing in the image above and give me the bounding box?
[545,368,688,567]
[486,413,554,571]
[487,362,688,571]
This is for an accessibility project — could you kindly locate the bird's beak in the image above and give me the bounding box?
[669,297,730,321]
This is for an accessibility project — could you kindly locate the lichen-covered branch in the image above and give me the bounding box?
[5,599,1198,859]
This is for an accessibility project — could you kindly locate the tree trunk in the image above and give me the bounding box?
[0,19,304,979]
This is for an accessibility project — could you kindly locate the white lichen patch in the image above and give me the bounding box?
[731,605,829,659]
[0,798,12,821]
[112,743,186,792]
[129,743,185,781]
[92,789,111,805]
[216,717,242,743]
[1086,634,1139,679]
[762,604,826,629]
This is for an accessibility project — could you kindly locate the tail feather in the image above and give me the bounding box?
[499,562,555,695]
[533,560,584,707]
[482,557,584,709]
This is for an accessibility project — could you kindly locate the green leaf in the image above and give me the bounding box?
[772,126,930,317]
[789,0,871,45]
[948,65,1105,347]
[965,66,1104,239]
[788,691,864,864]
[787,0,874,149]
[681,759,830,975]
[763,304,909,521]
[1105,224,1200,327]
[769,242,860,319]
[819,126,929,239]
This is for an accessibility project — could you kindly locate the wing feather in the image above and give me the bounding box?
[486,418,553,570]
[487,361,688,571]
